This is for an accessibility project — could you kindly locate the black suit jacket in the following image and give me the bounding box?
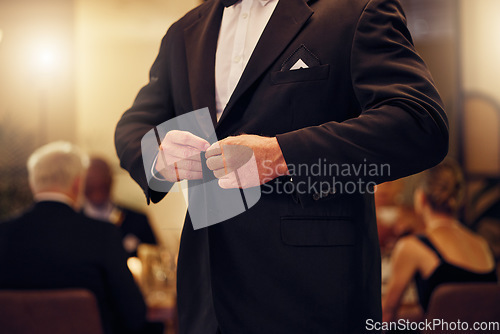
[83,205,158,258]
[0,201,147,334]
[115,0,448,333]
[118,207,157,252]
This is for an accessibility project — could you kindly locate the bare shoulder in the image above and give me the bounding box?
[391,235,427,263]
[392,235,441,277]
[456,224,491,250]
[467,228,495,256]
[393,235,426,255]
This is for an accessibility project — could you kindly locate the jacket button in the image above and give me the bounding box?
[313,193,320,201]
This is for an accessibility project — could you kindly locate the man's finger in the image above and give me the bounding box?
[157,152,203,171]
[220,144,254,170]
[162,143,203,161]
[165,130,210,151]
[218,175,238,189]
[213,168,227,179]
[205,143,222,158]
[206,155,224,171]
[156,162,203,179]
[170,158,203,172]
[176,169,203,180]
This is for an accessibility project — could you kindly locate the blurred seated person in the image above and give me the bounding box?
[382,160,498,322]
[0,141,157,334]
[83,157,157,257]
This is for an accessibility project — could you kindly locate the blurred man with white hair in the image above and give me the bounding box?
[0,141,155,334]
[26,141,89,208]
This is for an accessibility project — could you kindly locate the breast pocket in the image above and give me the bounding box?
[270,64,330,85]
[280,216,356,247]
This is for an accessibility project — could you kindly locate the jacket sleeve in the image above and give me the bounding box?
[114,28,177,204]
[276,0,448,204]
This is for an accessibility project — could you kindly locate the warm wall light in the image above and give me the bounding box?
[0,29,3,44]
[35,44,61,75]
[39,49,56,68]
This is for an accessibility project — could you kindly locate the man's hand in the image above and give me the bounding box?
[155,130,210,182]
[205,135,289,189]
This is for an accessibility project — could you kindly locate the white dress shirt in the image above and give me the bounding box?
[152,0,278,181]
[215,0,279,120]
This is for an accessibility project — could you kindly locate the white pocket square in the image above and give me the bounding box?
[290,59,309,70]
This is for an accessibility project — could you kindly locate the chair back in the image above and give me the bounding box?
[0,289,104,334]
[423,283,500,334]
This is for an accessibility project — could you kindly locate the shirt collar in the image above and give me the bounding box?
[232,0,275,7]
[34,192,76,209]
[83,201,115,222]
[258,0,274,6]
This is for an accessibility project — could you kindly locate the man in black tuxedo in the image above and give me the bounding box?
[0,142,150,334]
[115,0,448,333]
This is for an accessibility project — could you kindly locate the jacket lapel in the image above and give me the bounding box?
[217,0,314,127]
[184,1,225,127]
